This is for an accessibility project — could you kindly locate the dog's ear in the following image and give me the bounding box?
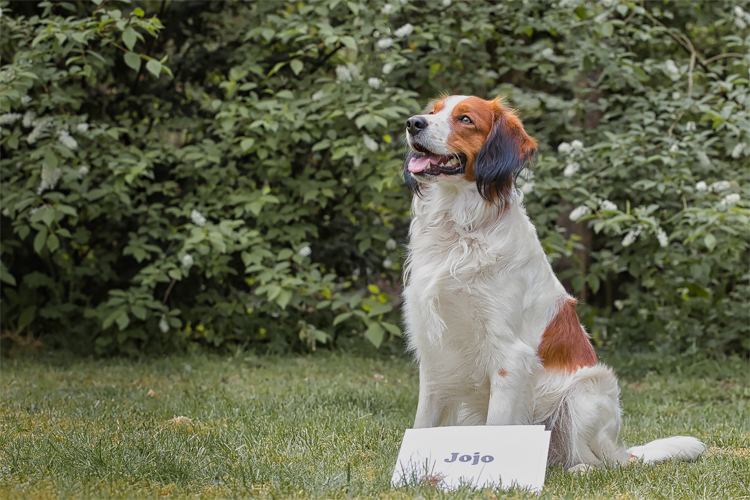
[473,103,537,205]
[404,152,422,196]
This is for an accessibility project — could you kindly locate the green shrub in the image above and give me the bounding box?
[1,0,747,357]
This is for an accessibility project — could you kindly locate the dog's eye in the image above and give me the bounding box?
[428,110,435,115]
[458,115,473,124]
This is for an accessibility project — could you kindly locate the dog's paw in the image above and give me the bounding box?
[567,463,594,474]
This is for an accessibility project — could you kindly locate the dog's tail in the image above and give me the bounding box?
[626,436,705,464]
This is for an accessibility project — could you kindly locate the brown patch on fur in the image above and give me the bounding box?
[537,298,597,371]
[427,97,446,114]
[498,368,508,377]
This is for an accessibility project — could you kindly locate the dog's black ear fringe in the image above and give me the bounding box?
[474,116,536,206]
[404,152,422,197]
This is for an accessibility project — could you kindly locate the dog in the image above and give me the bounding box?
[401,95,705,471]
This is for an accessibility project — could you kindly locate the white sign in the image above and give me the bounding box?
[391,426,551,491]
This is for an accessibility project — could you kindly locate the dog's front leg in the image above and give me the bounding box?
[485,346,535,426]
[413,363,442,428]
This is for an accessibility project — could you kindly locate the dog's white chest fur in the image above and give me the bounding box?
[404,185,563,370]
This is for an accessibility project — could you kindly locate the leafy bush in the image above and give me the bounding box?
[1,0,747,357]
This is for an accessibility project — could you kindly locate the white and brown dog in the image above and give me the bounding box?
[402,95,704,471]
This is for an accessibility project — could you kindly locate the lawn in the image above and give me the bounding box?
[1,351,748,499]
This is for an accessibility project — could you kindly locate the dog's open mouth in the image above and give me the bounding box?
[408,144,466,177]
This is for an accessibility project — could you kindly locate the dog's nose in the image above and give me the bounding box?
[406,116,428,135]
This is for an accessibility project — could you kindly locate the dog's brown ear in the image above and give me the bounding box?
[473,100,537,205]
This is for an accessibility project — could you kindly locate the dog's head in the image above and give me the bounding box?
[404,95,537,205]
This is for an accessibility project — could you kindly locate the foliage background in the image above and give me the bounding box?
[1,0,748,357]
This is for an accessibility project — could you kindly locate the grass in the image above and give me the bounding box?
[0,351,748,499]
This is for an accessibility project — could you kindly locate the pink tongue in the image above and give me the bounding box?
[408,154,441,173]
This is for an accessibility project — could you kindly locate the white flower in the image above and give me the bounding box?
[622,230,637,247]
[38,163,61,194]
[335,65,352,82]
[563,162,580,177]
[22,111,36,128]
[368,77,381,89]
[159,315,169,333]
[190,209,206,227]
[736,17,747,29]
[697,151,711,167]
[656,228,669,248]
[382,3,394,14]
[311,90,327,101]
[442,0,452,6]
[382,63,394,75]
[521,181,535,194]
[669,144,679,153]
[731,142,746,158]
[719,193,740,208]
[665,59,679,76]
[709,180,732,193]
[569,205,590,222]
[695,181,707,192]
[21,95,31,105]
[735,5,745,17]
[346,63,360,80]
[672,92,681,100]
[685,121,696,132]
[27,117,52,144]
[363,135,379,151]
[0,113,21,125]
[394,23,414,38]
[383,258,393,268]
[558,142,572,154]
[298,245,311,257]
[386,238,397,250]
[377,37,394,49]
[78,165,89,176]
[352,154,363,167]
[58,130,78,150]
[599,199,617,211]
[541,47,554,59]
[2,208,9,217]
[29,206,44,216]
[571,140,584,150]
[182,253,194,269]
[76,123,89,133]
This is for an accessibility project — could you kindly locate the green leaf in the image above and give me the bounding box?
[116,312,130,331]
[146,59,162,78]
[124,51,141,72]
[122,27,137,50]
[277,289,292,309]
[704,233,717,251]
[46,233,60,253]
[382,322,402,337]
[365,323,384,348]
[0,261,16,286]
[18,306,37,329]
[44,151,59,169]
[290,59,303,76]
[131,305,147,320]
[339,36,357,51]
[333,312,352,326]
[240,138,255,152]
[34,227,48,255]
[367,304,392,317]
